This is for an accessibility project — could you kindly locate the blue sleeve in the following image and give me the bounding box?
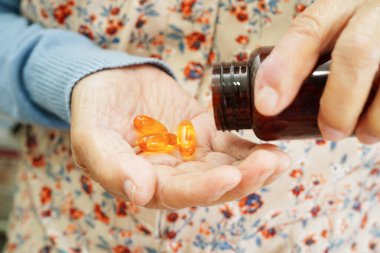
[0,0,174,129]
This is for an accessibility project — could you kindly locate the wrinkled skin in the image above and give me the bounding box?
[71,65,290,209]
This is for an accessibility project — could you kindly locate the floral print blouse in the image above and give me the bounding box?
[5,0,380,252]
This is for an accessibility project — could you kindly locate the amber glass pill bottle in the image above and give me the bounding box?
[212,46,379,141]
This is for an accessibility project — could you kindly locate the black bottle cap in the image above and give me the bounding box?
[211,61,252,132]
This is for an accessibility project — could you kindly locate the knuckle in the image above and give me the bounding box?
[319,100,355,133]
[334,36,378,70]
[290,12,323,42]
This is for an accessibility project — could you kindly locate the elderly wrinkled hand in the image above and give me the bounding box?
[70,65,291,209]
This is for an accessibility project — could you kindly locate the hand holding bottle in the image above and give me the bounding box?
[254,0,380,144]
[70,65,291,208]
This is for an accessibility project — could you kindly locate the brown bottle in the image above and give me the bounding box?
[211,46,379,141]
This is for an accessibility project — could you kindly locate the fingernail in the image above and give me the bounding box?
[123,179,137,202]
[255,86,279,114]
[358,132,379,145]
[319,123,345,141]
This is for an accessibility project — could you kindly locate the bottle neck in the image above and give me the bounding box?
[211,61,253,131]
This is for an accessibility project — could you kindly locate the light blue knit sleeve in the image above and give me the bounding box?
[0,0,174,129]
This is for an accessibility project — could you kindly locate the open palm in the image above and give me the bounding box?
[70,65,290,209]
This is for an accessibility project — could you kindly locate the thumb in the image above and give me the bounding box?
[254,0,358,116]
[71,128,156,206]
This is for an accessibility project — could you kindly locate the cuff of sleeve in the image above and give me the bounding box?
[25,30,175,124]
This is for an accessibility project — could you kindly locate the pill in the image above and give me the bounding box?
[138,133,177,153]
[177,120,196,157]
[134,115,168,136]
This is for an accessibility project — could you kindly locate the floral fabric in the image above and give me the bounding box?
[5,0,380,252]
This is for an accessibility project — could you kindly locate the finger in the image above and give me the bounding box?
[319,1,380,140]
[356,73,380,144]
[254,0,359,116]
[71,128,156,205]
[214,145,291,203]
[150,164,242,209]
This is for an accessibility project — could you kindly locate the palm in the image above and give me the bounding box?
[71,66,289,209]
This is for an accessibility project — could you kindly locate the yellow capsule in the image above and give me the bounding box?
[138,133,177,153]
[134,115,168,136]
[177,120,196,157]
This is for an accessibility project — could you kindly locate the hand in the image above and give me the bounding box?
[70,65,291,209]
[254,0,380,144]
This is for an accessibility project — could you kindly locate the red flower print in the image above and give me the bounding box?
[48,131,56,141]
[316,139,326,145]
[111,7,120,16]
[166,230,177,239]
[295,4,307,13]
[239,193,263,214]
[66,160,75,172]
[291,184,305,197]
[257,0,269,12]
[304,235,316,246]
[181,0,197,18]
[7,243,17,253]
[236,35,249,45]
[70,208,84,220]
[235,51,248,62]
[184,61,204,80]
[53,4,73,24]
[196,11,211,24]
[370,168,380,176]
[94,204,110,224]
[185,32,206,50]
[116,199,128,217]
[369,241,377,250]
[259,226,276,239]
[361,213,368,229]
[151,34,165,46]
[26,134,37,151]
[41,9,48,19]
[290,169,303,178]
[137,224,152,235]
[40,186,52,205]
[39,246,52,253]
[135,14,147,28]
[310,205,320,217]
[89,14,96,23]
[199,223,211,235]
[80,175,93,195]
[150,54,162,60]
[229,5,237,14]
[32,154,46,168]
[236,11,248,22]
[106,22,119,36]
[167,212,179,222]
[220,205,234,219]
[41,209,52,217]
[112,245,131,253]
[207,50,216,65]
[78,25,94,40]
